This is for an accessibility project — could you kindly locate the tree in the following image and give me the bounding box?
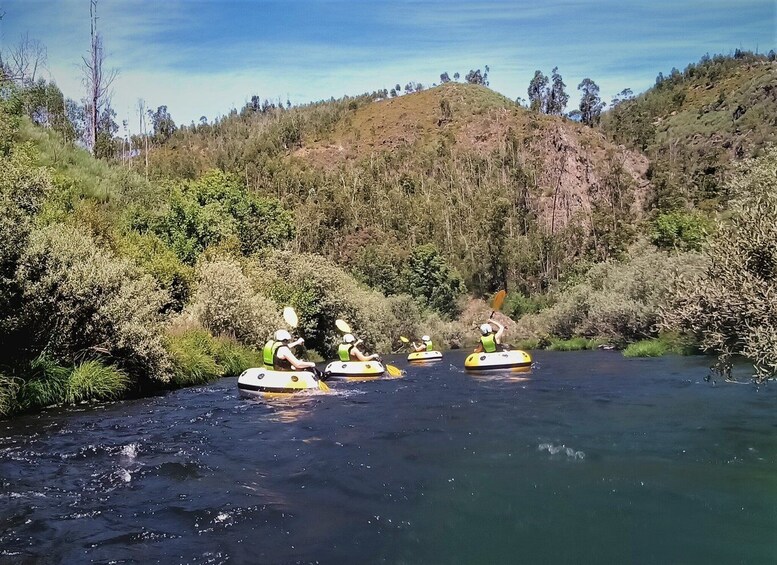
[0,33,47,86]
[81,0,117,155]
[403,244,465,318]
[93,104,118,159]
[578,78,605,126]
[547,67,568,115]
[465,67,488,86]
[610,88,633,108]
[527,70,549,113]
[149,105,176,144]
[440,72,451,83]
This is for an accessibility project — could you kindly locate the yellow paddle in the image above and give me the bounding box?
[490,289,506,319]
[336,318,403,377]
[399,336,410,343]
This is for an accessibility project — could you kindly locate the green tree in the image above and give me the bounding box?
[149,104,177,144]
[578,78,605,126]
[404,244,466,318]
[528,70,549,113]
[547,67,568,116]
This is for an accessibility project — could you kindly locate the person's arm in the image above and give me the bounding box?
[352,345,378,362]
[289,337,304,348]
[492,320,505,343]
[279,347,314,369]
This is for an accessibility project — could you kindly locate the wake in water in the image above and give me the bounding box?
[537,443,585,460]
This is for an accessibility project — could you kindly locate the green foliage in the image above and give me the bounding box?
[15,223,173,380]
[116,231,194,311]
[211,336,263,376]
[193,258,280,346]
[16,355,70,410]
[157,170,294,264]
[622,339,669,357]
[516,241,707,343]
[663,148,777,381]
[0,373,21,417]
[66,361,130,403]
[651,211,714,251]
[404,244,466,318]
[503,292,549,319]
[547,337,604,351]
[166,329,224,387]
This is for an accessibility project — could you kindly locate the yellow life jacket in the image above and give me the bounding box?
[263,340,279,366]
[480,334,497,353]
[425,341,433,352]
[338,343,353,362]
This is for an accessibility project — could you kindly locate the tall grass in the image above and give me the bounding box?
[547,337,605,351]
[212,336,263,375]
[0,374,21,417]
[622,339,669,358]
[166,329,224,386]
[66,361,130,403]
[17,355,70,409]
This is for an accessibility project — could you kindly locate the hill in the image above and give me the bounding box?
[150,82,651,295]
[601,52,777,211]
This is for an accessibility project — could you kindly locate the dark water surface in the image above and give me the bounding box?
[2,351,776,564]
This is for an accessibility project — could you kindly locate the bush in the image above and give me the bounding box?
[0,373,21,417]
[15,223,173,381]
[516,241,707,342]
[652,210,714,251]
[16,355,70,410]
[66,361,130,403]
[663,148,777,381]
[193,258,280,346]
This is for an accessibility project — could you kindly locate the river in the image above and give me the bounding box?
[1,350,776,564]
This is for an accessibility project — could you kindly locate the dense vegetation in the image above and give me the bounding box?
[2,50,777,418]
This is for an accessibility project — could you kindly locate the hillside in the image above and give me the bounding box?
[150,82,652,294]
[601,52,777,211]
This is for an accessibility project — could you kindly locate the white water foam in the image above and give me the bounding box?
[538,443,585,460]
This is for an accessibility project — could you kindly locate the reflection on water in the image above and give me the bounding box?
[1,350,776,564]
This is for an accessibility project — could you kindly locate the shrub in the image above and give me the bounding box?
[66,361,130,403]
[0,373,21,417]
[16,355,70,410]
[651,210,714,251]
[193,258,280,346]
[663,148,777,381]
[15,223,173,381]
[516,241,707,342]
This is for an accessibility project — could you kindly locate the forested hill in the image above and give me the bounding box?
[601,52,777,212]
[149,82,650,296]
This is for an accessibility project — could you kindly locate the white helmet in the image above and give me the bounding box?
[480,324,492,336]
[275,329,292,342]
[343,333,355,344]
[422,335,431,342]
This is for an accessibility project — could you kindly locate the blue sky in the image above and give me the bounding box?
[0,0,774,129]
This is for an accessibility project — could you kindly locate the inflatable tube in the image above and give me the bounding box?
[407,351,443,362]
[324,360,386,380]
[464,350,532,371]
[237,367,325,398]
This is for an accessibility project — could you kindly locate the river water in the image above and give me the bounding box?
[1,350,776,564]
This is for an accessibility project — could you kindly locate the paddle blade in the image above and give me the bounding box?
[283,306,298,328]
[399,336,410,343]
[386,364,403,378]
[491,290,507,313]
[335,319,351,334]
[318,380,330,392]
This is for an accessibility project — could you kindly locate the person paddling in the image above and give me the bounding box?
[475,320,505,353]
[338,333,380,362]
[411,335,433,352]
[264,330,317,371]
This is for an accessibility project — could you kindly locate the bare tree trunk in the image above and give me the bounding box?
[81,0,116,155]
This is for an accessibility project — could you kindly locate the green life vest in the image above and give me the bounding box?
[263,340,280,366]
[481,334,497,353]
[338,343,353,362]
[425,341,433,352]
